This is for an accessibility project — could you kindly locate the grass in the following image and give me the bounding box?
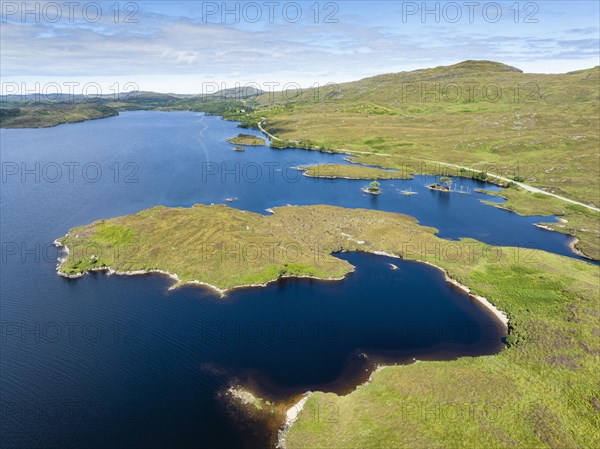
[0,103,118,128]
[55,203,600,448]
[227,134,266,146]
[299,164,409,180]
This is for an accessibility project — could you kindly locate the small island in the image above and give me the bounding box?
[227,134,266,146]
[233,146,246,152]
[428,176,453,192]
[362,180,381,195]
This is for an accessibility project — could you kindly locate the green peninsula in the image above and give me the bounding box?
[0,103,118,128]
[57,204,433,291]
[227,133,266,146]
[300,164,409,180]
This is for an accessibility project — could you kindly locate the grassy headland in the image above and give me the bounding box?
[56,204,434,290]
[0,102,118,128]
[55,203,600,448]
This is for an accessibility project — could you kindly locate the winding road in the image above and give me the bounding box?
[421,160,600,212]
[258,120,279,141]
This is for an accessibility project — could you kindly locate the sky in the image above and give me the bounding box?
[1,1,599,94]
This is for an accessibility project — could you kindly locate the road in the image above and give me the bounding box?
[430,160,600,212]
[257,121,280,141]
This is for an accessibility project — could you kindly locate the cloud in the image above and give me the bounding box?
[564,27,599,35]
[1,1,599,92]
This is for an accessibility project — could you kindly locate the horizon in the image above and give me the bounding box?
[2,59,599,97]
[1,1,599,95]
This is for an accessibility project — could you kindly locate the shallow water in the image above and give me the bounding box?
[0,111,582,448]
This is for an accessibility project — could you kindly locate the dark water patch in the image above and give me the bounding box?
[0,252,505,449]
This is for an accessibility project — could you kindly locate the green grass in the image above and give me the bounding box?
[227,134,266,146]
[299,164,409,180]
[93,222,136,245]
[0,103,118,128]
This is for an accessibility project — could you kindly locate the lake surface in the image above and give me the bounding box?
[0,111,586,448]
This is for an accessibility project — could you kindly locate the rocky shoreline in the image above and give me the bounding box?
[55,239,509,328]
[54,239,351,297]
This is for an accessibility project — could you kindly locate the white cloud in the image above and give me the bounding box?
[1,2,598,94]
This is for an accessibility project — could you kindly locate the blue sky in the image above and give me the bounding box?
[1,1,599,94]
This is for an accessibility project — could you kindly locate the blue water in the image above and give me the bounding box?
[0,111,585,448]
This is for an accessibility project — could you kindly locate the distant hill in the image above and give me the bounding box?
[250,60,598,106]
[208,86,264,99]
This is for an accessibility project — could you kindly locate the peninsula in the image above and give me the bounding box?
[299,164,409,180]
